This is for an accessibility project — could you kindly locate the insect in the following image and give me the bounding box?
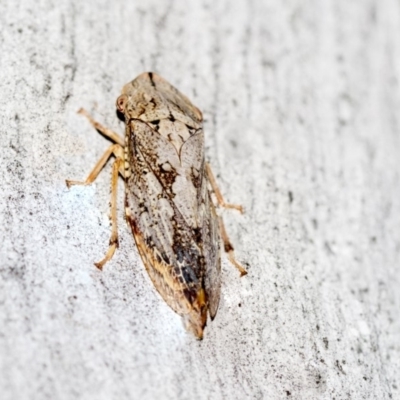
[66,72,247,339]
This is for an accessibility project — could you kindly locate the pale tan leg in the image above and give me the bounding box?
[66,146,124,269]
[94,157,124,270]
[218,216,247,277]
[78,108,125,147]
[65,144,124,188]
[205,163,244,213]
[66,109,126,269]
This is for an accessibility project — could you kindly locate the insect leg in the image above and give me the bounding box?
[65,144,124,188]
[218,216,247,277]
[205,163,243,213]
[66,143,125,270]
[94,157,124,270]
[78,108,125,146]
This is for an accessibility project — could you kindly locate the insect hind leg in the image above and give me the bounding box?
[218,216,247,277]
[78,108,125,146]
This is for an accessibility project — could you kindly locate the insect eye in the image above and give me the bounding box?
[116,94,128,112]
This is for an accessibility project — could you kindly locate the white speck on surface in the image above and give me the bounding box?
[358,320,371,336]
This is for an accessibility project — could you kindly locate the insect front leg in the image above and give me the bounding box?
[205,163,244,213]
[66,143,124,188]
[77,108,125,146]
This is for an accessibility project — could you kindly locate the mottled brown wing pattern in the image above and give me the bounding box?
[123,76,221,336]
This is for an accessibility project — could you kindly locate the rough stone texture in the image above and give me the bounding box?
[1,1,399,399]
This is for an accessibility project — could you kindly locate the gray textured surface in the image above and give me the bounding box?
[1,1,400,399]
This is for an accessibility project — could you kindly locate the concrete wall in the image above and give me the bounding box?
[1,1,399,399]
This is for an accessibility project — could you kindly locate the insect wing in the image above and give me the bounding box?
[125,119,204,315]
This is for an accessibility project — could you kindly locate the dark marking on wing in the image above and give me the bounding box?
[149,97,157,108]
[148,72,156,87]
[149,119,160,131]
[161,252,170,264]
[192,227,202,243]
[183,288,197,304]
[130,121,180,198]
[185,123,198,134]
[138,201,149,215]
[190,166,202,190]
